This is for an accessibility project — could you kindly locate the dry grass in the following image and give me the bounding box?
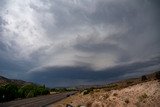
[48,80,160,107]
[138,93,148,102]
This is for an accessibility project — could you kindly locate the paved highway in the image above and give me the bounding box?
[0,92,76,107]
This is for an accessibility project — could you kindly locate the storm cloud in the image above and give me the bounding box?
[28,56,160,87]
[0,0,160,87]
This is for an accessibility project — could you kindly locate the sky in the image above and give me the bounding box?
[0,0,160,87]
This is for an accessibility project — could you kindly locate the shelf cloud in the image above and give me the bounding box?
[0,0,160,86]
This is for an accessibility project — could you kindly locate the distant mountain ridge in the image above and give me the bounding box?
[74,71,160,90]
[0,75,32,86]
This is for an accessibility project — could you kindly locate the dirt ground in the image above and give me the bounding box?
[48,80,160,107]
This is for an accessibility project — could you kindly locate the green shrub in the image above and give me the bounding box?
[0,86,5,102]
[50,87,73,93]
[26,90,35,98]
[36,85,49,95]
[18,84,49,98]
[42,89,49,95]
[18,84,35,98]
[0,83,49,102]
[0,84,19,102]
[106,84,118,88]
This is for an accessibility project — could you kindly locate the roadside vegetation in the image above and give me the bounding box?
[0,83,49,103]
[50,87,76,93]
[1,71,159,104]
[82,88,94,95]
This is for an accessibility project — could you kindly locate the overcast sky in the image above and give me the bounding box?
[0,0,160,87]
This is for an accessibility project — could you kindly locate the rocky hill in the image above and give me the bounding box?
[49,71,160,107]
[0,75,32,86]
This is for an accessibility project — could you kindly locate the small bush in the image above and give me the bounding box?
[104,93,109,99]
[26,90,35,98]
[0,84,19,102]
[113,93,118,96]
[0,86,5,102]
[18,84,35,98]
[94,89,100,92]
[141,75,147,81]
[155,71,160,80]
[82,88,93,95]
[139,93,148,101]
[66,104,73,107]
[126,81,133,85]
[86,102,92,107]
[106,84,118,88]
[83,90,90,95]
[125,98,130,104]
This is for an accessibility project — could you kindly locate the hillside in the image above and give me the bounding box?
[0,75,32,86]
[52,80,160,107]
[68,71,159,91]
[49,71,160,107]
[0,75,50,103]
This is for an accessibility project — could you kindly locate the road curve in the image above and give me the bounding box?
[0,91,76,107]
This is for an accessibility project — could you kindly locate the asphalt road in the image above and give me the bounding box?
[0,92,76,107]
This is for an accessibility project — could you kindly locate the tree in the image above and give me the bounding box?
[18,84,35,98]
[36,85,49,95]
[4,84,18,101]
[0,86,5,102]
[18,84,49,98]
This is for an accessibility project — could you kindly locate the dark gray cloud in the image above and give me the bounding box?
[0,0,159,87]
[28,56,160,87]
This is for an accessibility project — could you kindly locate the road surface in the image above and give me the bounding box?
[0,92,76,107]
